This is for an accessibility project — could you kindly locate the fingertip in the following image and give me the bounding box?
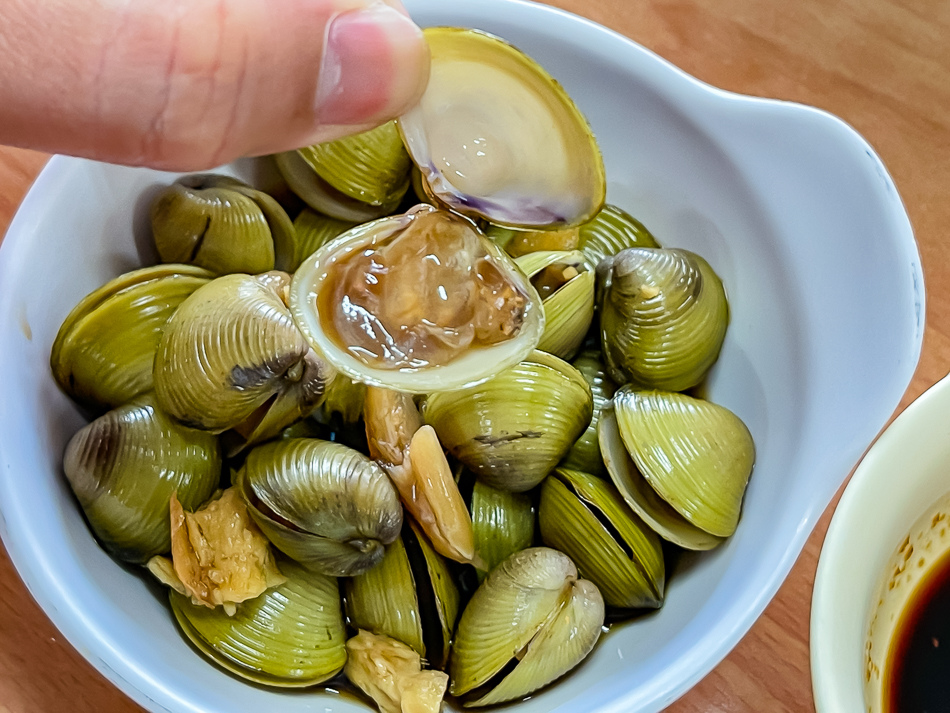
[315,2,429,128]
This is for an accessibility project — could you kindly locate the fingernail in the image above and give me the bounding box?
[316,2,427,126]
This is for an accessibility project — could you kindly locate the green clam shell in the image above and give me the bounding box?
[284,208,357,272]
[515,250,595,361]
[482,223,521,250]
[423,351,593,492]
[62,393,220,563]
[460,471,535,581]
[599,247,728,391]
[561,350,617,475]
[540,467,664,608]
[170,557,345,687]
[151,174,295,275]
[599,405,725,550]
[153,272,329,434]
[578,204,659,268]
[274,124,409,223]
[345,520,460,669]
[612,388,755,538]
[298,121,412,207]
[315,372,367,426]
[236,438,402,576]
[449,547,604,706]
[51,264,212,411]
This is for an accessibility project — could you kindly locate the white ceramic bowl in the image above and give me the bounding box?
[811,373,950,713]
[0,1,924,711]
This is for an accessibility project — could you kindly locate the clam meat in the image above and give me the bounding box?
[291,204,544,392]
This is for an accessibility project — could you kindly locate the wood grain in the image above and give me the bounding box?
[1,0,948,711]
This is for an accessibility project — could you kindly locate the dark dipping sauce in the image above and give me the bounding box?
[885,548,950,713]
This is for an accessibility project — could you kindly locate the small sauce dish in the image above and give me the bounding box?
[812,373,950,712]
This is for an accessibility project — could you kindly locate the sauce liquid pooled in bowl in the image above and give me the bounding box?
[884,548,950,713]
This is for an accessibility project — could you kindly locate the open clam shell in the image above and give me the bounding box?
[170,556,345,687]
[345,519,460,670]
[235,438,402,576]
[449,547,604,706]
[599,247,728,391]
[63,393,221,563]
[51,264,212,411]
[540,467,664,609]
[599,404,725,550]
[398,28,605,229]
[290,204,544,393]
[423,350,593,492]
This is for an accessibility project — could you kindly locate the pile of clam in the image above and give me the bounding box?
[52,27,754,712]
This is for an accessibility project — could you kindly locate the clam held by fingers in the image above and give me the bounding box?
[399,28,606,228]
[235,438,402,576]
[290,204,544,393]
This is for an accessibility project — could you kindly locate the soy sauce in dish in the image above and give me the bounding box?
[885,548,950,712]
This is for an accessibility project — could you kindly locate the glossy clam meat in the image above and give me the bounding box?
[291,204,544,392]
[319,209,527,369]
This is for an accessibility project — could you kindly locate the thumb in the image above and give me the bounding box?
[0,0,430,171]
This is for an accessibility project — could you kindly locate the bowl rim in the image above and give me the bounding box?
[0,0,925,711]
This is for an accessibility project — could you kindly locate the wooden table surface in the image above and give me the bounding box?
[1,0,949,711]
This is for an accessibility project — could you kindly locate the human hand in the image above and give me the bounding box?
[0,0,429,170]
